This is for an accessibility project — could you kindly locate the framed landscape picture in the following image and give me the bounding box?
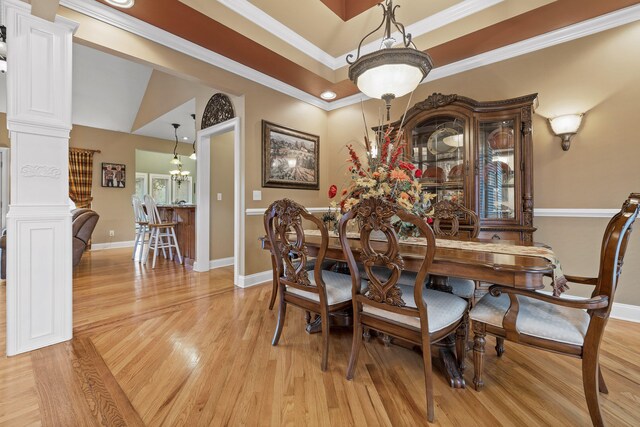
[101,163,126,188]
[262,120,319,190]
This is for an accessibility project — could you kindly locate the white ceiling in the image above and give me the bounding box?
[72,43,153,133]
[0,45,196,141]
[133,98,196,142]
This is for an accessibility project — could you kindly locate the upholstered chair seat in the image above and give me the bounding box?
[470,293,590,346]
[470,194,640,427]
[363,284,468,333]
[448,277,476,299]
[287,270,355,305]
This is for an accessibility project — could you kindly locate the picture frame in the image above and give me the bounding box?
[262,120,319,190]
[101,163,126,188]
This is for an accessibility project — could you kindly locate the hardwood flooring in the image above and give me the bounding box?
[1,248,639,426]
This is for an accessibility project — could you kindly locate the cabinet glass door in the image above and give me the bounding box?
[411,116,465,204]
[478,120,516,220]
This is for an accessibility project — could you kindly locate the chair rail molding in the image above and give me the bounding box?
[533,208,619,218]
[2,0,79,355]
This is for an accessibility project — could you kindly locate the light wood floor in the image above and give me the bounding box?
[1,249,639,426]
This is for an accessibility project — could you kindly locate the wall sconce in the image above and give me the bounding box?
[549,113,584,151]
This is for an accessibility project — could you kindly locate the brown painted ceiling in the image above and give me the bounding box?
[95,0,640,102]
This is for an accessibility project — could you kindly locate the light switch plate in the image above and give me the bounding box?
[253,190,262,201]
[217,193,222,201]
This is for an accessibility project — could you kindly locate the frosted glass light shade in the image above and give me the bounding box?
[189,152,197,160]
[169,169,180,175]
[170,156,181,165]
[356,63,424,99]
[348,48,433,100]
[549,114,583,135]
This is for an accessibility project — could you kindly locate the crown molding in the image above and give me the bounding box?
[61,0,640,111]
[341,0,503,68]
[59,0,330,110]
[217,0,503,70]
[424,3,640,85]
[217,0,337,68]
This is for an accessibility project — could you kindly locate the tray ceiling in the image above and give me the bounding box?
[76,0,640,104]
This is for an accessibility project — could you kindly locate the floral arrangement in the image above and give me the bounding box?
[327,127,435,236]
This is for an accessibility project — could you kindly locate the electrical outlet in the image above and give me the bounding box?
[109,230,115,237]
[253,190,262,201]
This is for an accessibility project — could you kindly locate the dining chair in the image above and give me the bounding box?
[339,197,468,423]
[470,193,640,427]
[143,194,183,268]
[264,198,352,371]
[131,195,150,262]
[430,199,480,301]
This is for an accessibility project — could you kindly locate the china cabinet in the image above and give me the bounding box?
[391,93,537,241]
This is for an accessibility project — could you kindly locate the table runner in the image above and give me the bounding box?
[303,229,568,295]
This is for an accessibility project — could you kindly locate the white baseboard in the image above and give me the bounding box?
[90,240,135,250]
[209,257,234,269]
[610,303,640,323]
[237,270,271,288]
[538,290,639,323]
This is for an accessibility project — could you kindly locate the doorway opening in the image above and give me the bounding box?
[194,118,242,285]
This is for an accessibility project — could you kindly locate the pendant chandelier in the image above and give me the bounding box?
[169,123,190,186]
[347,0,433,119]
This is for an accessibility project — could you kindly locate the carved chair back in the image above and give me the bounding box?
[132,195,148,224]
[431,199,479,238]
[143,194,162,224]
[264,199,330,300]
[339,198,436,325]
[591,193,640,317]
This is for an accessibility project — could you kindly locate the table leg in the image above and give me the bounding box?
[305,310,352,334]
[435,335,466,388]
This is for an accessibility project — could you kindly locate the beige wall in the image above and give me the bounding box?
[69,125,194,244]
[54,8,640,305]
[209,132,234,260]
[328,22,640,305]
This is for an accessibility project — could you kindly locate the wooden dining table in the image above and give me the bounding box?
[260,233,555,388]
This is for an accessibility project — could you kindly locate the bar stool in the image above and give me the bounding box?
[132,195,150,262]
[143,194,183,268]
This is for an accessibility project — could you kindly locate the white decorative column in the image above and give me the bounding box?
[3,0,78,355]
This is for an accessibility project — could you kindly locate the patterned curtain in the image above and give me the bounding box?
[69,148,95,209]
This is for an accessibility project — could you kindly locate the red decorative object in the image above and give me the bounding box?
[414,169,422,178]
[328,184,337,199]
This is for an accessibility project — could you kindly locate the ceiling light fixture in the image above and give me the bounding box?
[347,0,433,120]
[170,123,182,165]
[189,114,197,160]
[320,91,337,100]
[104,0,135,9]
[549,113,584,151]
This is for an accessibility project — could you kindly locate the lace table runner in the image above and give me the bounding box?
[303,229,567,295]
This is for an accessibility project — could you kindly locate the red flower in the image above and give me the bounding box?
[427,217,434,225]
[399,161,416,171]
[414,169,422,178]
[328,184,337,199]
